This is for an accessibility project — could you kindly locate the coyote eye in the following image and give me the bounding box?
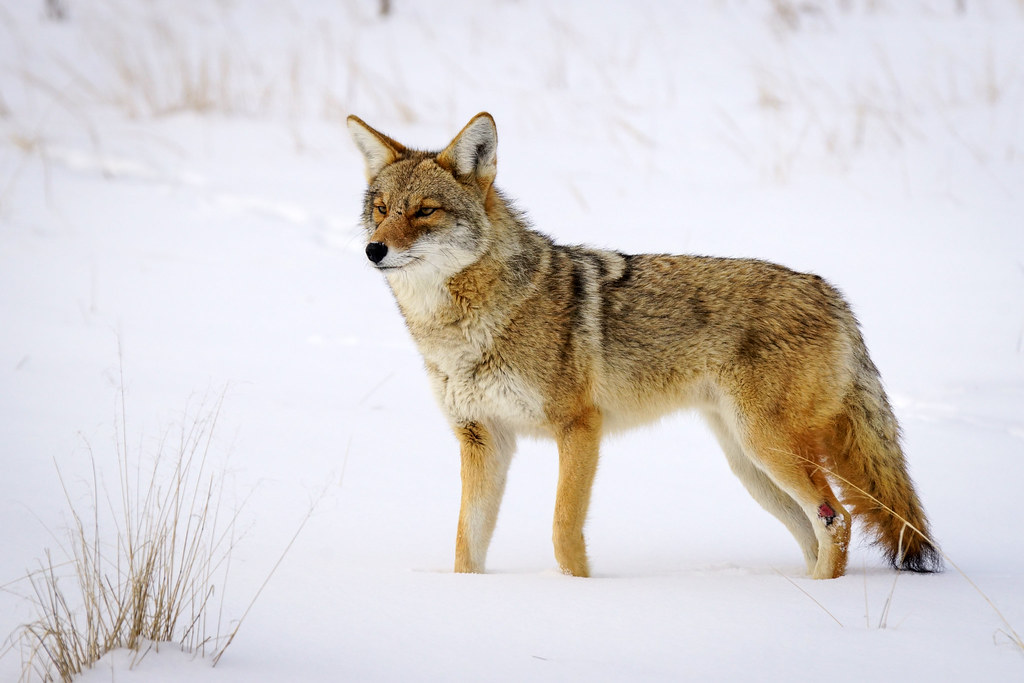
[416,207,437,218]
[375,204,387,215]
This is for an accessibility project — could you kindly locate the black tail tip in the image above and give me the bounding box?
[891,542,943,573]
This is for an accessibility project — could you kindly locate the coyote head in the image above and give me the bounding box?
[347,113,499,280]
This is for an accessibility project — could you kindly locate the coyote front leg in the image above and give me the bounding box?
[553,407,602,577]
[454,421,514,573]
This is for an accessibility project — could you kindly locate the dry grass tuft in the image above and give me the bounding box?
[14,389,242,681]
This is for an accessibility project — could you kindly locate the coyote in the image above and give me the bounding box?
[347,112,940,579]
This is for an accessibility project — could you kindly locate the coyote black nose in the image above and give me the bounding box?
[365,242,388,264]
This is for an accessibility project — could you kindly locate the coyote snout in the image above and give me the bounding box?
[365,241,388,264]
[346,112,941,579]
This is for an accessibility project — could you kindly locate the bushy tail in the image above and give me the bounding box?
[831,363,942,573]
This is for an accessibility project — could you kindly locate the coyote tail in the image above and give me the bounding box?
[831,354,942,573]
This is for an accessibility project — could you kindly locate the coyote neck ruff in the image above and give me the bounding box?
[347,112,941,580]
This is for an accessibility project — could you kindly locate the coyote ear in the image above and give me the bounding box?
[347,115,406,181]
[437,112,497,190]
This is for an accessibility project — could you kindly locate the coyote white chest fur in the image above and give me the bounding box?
[347,112,940,579]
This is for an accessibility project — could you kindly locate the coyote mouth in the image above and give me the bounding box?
[375,255,423,272]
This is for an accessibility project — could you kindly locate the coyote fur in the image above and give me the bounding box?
[347,112,940,579]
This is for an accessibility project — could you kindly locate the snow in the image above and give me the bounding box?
[2,0,1023,680]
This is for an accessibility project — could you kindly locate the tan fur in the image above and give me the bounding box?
[347,112,941,579]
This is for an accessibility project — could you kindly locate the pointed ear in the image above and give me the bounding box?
[347,115,407,181]
[437,112,497,190]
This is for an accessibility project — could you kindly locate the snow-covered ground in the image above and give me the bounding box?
[2,0,1023,680]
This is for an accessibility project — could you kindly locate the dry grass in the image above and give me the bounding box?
[13,389,242,681]
[776,447,1024,653]
[95,26,265,119]
[2,0,407,126]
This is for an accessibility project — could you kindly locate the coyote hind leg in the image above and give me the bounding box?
[742,426,852,580]
[703,410,818,573]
